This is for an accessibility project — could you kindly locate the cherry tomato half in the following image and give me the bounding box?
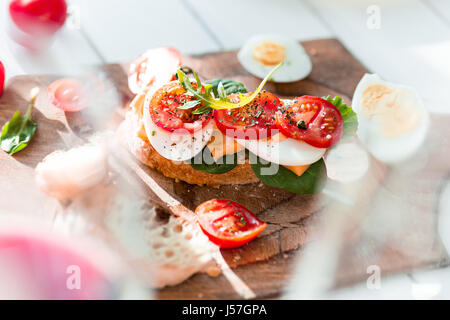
[47,78,87,112]
[128,47,182,95]
[213,91,281,140]
[275,96,343,148]
[9,0,67,36]
[0,61,4,97]
[195,199,267,249]
[149,81,212,133]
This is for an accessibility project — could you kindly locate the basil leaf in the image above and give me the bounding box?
[189,147,238,174]
[325,96,358,137]
[206,79,247,97]
[251,157,327,194]
[1,91,38,155]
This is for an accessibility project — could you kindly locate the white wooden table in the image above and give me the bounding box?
[1,0,449,299]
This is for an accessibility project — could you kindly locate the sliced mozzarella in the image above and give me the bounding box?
[236,133,326,166]
[142,102,213,162]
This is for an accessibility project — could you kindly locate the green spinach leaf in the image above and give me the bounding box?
[1,89,38,155]
[189,147,238,174]
[251,157,327,194]
[206,79,247,97]
[325,96,358,137]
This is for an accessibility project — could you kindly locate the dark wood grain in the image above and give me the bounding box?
[0,39,448,300]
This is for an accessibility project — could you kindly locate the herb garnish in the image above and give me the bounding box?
[176,63,282,114]
[1,88,39,155]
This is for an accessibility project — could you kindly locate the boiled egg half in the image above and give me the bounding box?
[352,74,429,164]
[238,34,312,83]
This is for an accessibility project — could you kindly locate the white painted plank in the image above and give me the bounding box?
[186,0,333,49]
[409,267,450,299]
[305,0,450,113]
[77,0,220,62]
[326,274,416,299]
[428,0,450,23]
[0,0,101,79]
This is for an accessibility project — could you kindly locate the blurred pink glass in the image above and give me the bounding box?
[0,231,112,299]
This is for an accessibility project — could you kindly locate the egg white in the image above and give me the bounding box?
[238,34,312,83]
[236,133,326,166]
[142,97,213,162]
[352,74,429,164]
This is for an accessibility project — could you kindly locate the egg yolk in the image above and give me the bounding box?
[252,41,286,66]
[360,84,421,138]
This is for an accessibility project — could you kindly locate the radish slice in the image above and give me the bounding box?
[47,78,87,112]
[128,47,182,95]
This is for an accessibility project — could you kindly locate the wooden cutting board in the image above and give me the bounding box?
[0,39,449,299]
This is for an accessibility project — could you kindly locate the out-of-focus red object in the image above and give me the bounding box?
[9,0,67,36]
[128,47,182,95]
[47,78,88,112]
[0,232,111,299]
[0,62,4,97]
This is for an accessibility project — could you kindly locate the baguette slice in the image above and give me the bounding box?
[120,93,258,186]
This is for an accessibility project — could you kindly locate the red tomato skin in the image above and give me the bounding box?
[276,96,344,148]
[149,81,211,133]
[195,199,267,249]
[198,224,266,249]
[213,91,281,140]
[9,0,67,36]
[0,62,4,97]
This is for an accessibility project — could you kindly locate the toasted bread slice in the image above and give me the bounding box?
[120,100,258,186]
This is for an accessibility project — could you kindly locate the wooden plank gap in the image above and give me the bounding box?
[300,0,336,37]
[421,0,450,27]
[78,27,107,64]
[180,0,226,50]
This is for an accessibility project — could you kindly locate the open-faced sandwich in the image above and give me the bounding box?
[18,41,429,290]
[121,47,358,194]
